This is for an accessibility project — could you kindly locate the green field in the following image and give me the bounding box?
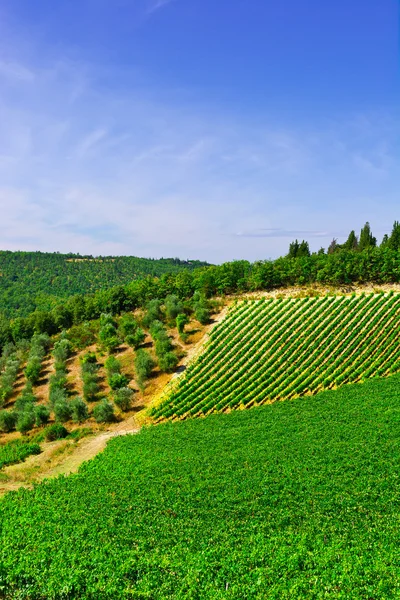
[151,292,400,421]
[0,439,41,470]
[1,376,400,598]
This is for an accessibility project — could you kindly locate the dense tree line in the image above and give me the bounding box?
[2,246,400,356]
[0,251,209,318]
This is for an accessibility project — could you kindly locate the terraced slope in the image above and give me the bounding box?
[151,292,400,421]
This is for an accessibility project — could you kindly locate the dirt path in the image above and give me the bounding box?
[0,419,140,496]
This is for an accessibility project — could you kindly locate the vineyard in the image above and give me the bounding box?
[2,375,400,598]
[151,292,400,421]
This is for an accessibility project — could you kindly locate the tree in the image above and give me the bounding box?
[359,222,376,251]
[328,239,339,254]
[176,313,189,334]
[165,295,184,322]
[114,387,134,412]
[287,240,299,258]
[93,399,115,423]
[126,328,145,349]
[34,405,50,427]
[70,397,88,423]
[54,399,72,423]
[343,230,358,251]
[16,410,35,434]
[109,373,129,390]
[134,349,155,390]
[0,410,17,433]
[297,241,310,257]
[388,221,400,250]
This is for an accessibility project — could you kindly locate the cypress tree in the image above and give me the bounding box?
[358,222,376,251]
[388,221,400,250]
[343,230,358,251]
[287,240,300,258]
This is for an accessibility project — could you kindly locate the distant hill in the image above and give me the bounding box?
[0,251,209,318]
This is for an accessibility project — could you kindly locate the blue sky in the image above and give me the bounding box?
[0,0,398,262]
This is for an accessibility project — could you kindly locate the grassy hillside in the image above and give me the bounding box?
[151,292,400,421]
[0,251,208,318]
[1,376,400,598]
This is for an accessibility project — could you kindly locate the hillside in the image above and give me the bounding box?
[2,375,400,598]
[0,251,209,318]
[151,292,400,420]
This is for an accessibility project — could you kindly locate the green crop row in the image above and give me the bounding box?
[151,293,400,420]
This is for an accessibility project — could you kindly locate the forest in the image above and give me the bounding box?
[1,220,400,355]
[0,251,208,318]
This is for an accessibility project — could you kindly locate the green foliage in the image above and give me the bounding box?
[118,314,137,338]
[142,299,164,328]
[99,321,119,352]
[44,423,68,441]
[82,377,100,402]
[33,405,50,427]
[66,321,97,350]
[165,294,184,322]
[149,321,178,374]
[104,355,121,376]
[0,439,40,469]
[80,351,97,365]
[113,387,134,412]
[70,397,89,424]
[93,399,115,423]
[108,373,129,390]
[176,313,189,334]
[152,293,400,420]
[3,377,400,597]
[0,251,207,320]
[16,409,35,434]
[134,349,155,390]
[54,399,72,423]
[125,328,145,349]
[359,221,377,251]
[158,351,179,373]
[0,410,17,433]
[287,239,310,258]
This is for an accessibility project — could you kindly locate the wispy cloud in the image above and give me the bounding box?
[0,59,35,82]
[0,51,398,261]
[236,229,333,239]
[147,0,176,15]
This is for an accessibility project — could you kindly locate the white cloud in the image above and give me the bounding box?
[0,51,398,262]
[147,0,176,14]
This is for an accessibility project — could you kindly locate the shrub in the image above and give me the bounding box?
[105,356,121,376]
[118,314,138,338]
[25,357,42,384]
[134,349,155,390]
[0,410,17,433]
[83,376,99,402]
[16,410,35,434]
[34,405,50,427]
[70,397,88,424]
[108,373,129,390]
[194,306,210,325]
[54,399,72,423]
[45,423,68,441]
[80,352,97,365]
[114,387,134,412]
[158,351,179,373]
[165,295,184,322]
[93,399,115,423]
[176,313,189,334]
[126,328,145,350]
[49,386,67,408]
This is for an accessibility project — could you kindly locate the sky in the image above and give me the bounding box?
[0,0,399,263]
